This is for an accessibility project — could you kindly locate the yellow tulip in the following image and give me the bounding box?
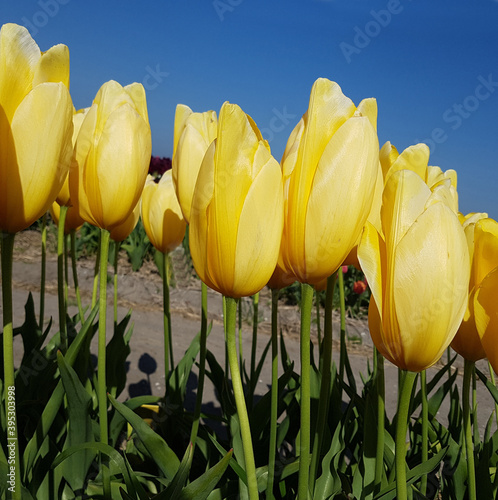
[380,142,459,213]
[50,201,85,234]
[450,213,489,361]
[110,201,141,243]
[0,23,73,233]
[189,102,284,299]
[141,172,186,254]
[69,80,151,231]
[279,78,379,284]
[358,169,469,372]
[473,218,498,373]
[172,104,217,223]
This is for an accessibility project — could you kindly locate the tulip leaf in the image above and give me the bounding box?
[108,393,180,480]
[173,449,233,500]
[22,304,99,478]
[375,446,448,499]
[151,444,194,499]
[56,351,95,493]
[476,368,498,405]
[106,310,133,399]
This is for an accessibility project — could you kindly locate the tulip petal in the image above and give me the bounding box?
[474,218,498,285]
[173,104,192,158]
[33,43,70,88]
[3,82,73,233]
[92,102,151,229]
[232,153,283,297]
[474,267,498,373]
[304,115,378,282]
[393,202,469,371]
[0,23,39,122]
[356,97,377,132]
[384,143,429,186]
[379,141,399,180]
[358,222,386,318]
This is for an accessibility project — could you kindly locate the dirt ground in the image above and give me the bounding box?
[3,229,497,435]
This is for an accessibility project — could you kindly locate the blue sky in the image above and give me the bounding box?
[2,0,498,218]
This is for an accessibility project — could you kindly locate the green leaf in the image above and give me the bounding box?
[108,393,180,480]
[175,449,233,500]
[22,304,99,479]
[56,351,96,493]
[476,368,498,406]
[106,311,133,399]
[151,444,194,499]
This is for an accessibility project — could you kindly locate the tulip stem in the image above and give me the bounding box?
[488,362,498,429]
[162,251,173,381]
[250,292,259,383]
[374,347,385,495]
[395,369,417,500]
[310,273,336,492]
[92,230,101,309]
[40,213,47,331]
[97,228,111,498]
[463,359,477,500]
[420,370,428,496]
[57,205,69,354]
[338,266,347,391]
[190,281,208,449]
[298,283,314,500]
[70,229,84,322]
[2,232,21,500]
[315,291,321,351]
[113,241,120,330]
[267,288,279,500]
[225,296,259,500]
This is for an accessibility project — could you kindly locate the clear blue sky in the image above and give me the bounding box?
[2,0,498,218]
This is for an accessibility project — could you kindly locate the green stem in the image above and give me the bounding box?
[64,234,69,310]
[310,273,336,492]
[463,359,477,500]
[298,283,314,500]
[40,213,47,331]
[225,296,259,500]
[315,290,321,351]
[162,251,173,379]
[238,299,243,370]
[70,229,84,321]
[488,361,498,429]
[420,370,428,496]
[98,228,111,498]
[267,288,279,500]
[92,231,101,309]
[374,348,385,495]
[2,232,21,500]
[190,281,208,448]
[57,206,69,354]
[338,267,347,386]
[250,292,259,378]
[395,370,417,500]
[472,368,479,447]
[113,241,120,330]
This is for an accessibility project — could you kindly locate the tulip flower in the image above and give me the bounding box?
[450,213,489,362]
[189,101,283,500]
[189,101,284,299]
[473,217,498,374]
[141,172,187,254]
[172,104,217,223]
[279,78,379,285]
[0,23,73,499]
[358,169,469,372]
[110,201,140,243]
[69,80,152,231]
[0,23,73,234]
[50,200,85,234]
